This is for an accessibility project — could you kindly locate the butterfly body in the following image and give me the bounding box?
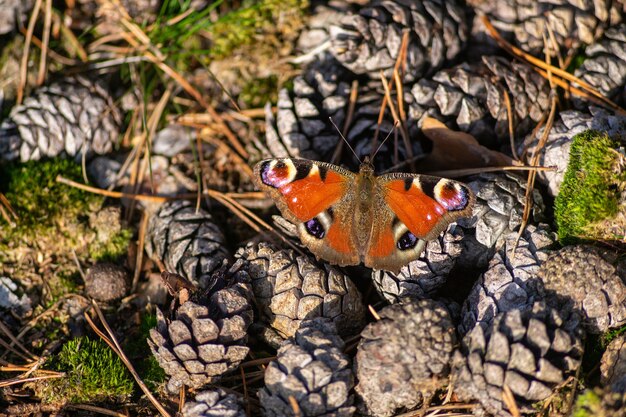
[254,158,475,273]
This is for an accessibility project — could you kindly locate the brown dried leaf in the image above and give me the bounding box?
[419,117,516,171]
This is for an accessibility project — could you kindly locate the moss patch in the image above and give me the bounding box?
[554,130,626,243]
[123,312,166,390]
[572,390,604,417]
[38,337,134,404]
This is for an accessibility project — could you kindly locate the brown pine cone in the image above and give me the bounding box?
[407,55,551,147]
[330,0,469,82]
[145,201,230,289]
[148,262,253,393]
[537,245,626,334]
[469,0,623,56]
[459,223,556,336]
[259,319,355,417]
[354,299,456,417]
[183,388,246,417]
[602,334,626,393]
[453,301,584,417]
[235,241,365,340]
[0,76,121,162]
[574,24,626,108]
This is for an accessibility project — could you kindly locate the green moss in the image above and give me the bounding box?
[89,227,133,263]
[602,324,626,348]
[554,130,626,243]
[123,312,166,390]
[39,337,134,404]
[45,272,81,308]
[572,390,603,417]
[208,0,308,59]
[240,75,279,108]
[0,158,103,241]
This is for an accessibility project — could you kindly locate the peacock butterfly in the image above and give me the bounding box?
[253,157,475,273]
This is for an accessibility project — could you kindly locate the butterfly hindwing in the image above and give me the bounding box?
[363,173,474,272]
[254,158,360,265]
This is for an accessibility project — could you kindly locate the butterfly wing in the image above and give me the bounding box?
[364,173,475,272]
[253,158,361,266]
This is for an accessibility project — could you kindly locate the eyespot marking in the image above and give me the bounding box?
[435,180,471,211]
[260,160,295,188]
[397,230,418,250]
[305,217,325,239]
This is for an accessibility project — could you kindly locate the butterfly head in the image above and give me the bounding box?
[359,156,375,176]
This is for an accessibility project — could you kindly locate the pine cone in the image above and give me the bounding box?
[537,245,626,334]
[0,76,121,162]
[148,262,253,393]
[235,242,365,340]
[407,56,551,147]
[354,299,456,417]
[574,24,626,108]
[602,334,626,393]
[459,223,556,336]
[183,388,246,417]
[330,0,469,82]
[370,224,464,303]
[457,172,546,256]
[265,55,423,171]
[0,0,33,34]
[521,107,626,196]
[453,301,584,417]
[145,201,230,289]
[469,0,623,56]
[259,319,355,417]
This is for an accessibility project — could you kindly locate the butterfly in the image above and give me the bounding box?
[253,157,475,273]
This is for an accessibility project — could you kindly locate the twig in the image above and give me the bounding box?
[86,301,172,417]
[132,211,149,293]
[17,0,43,104]
[37,0,52,85]
[65,404,129,417]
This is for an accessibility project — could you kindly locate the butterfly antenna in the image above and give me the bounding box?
[329,117,361,164]
[371,120,399,161]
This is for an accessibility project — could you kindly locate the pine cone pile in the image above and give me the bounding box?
[145,200,230,289]
[537,245,626,334]
[459,223,556,336]
[236,241,365,340]
[259,319,355,417]
[182,388,246,417]
[354,299,456,417]
[0,76,121,162]
[454,301,584,416]
[330,0,468,82]
[147,262,253,393]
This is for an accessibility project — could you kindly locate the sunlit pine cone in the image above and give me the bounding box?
[537,245,626,334]
[469,0,623,56]
[354,299,456,417]
[235,241,365,340]
[459,223,557,336]
[573,23,626,108]
[370,224,464,303]
[330,0,469,83]
[0,0,33,34]
[520,107,626,196]
[0,76,121,162]
[145,201,230,289]
[259,319,355,417]
[148,262,253,393]
[407,55,551,147]
[602,334,626,393]
[183,388,246,417]
[453,301,584,417]
[455,172,546,267]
